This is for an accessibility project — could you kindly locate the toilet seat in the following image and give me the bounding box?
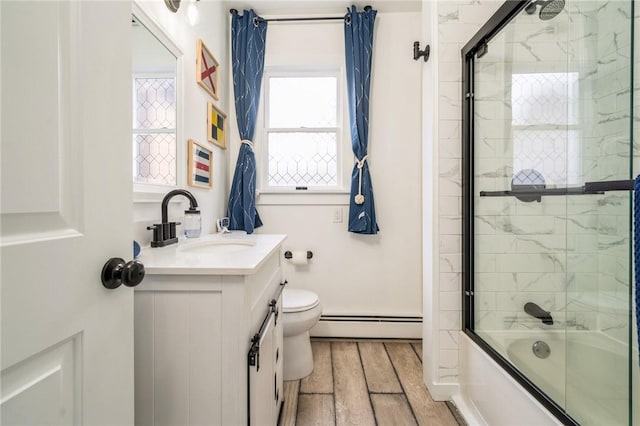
[283,289,319,313]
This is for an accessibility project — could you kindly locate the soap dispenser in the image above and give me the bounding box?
[183,207,201,238]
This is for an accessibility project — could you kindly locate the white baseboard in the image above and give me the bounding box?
[310,316,422,339]
[424,381,458,402]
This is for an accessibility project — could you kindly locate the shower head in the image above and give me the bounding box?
[524,0,565,20]
[539,0,565,20]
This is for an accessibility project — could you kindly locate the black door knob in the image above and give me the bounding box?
[101,257,145,289]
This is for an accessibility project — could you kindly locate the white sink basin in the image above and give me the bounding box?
[178,239,256,254]
[138,233,287,275]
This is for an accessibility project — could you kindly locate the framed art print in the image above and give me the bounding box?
[207,102,227,150]
[188,139,213,189]
[196,39,219,100]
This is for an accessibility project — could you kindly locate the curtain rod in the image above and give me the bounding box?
[229,6,371,23]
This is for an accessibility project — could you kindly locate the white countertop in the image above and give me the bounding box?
[138,232,287,275]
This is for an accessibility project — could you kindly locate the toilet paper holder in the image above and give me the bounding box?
[284,250,313,260]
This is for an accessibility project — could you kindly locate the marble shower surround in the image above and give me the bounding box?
[437,0,635,385]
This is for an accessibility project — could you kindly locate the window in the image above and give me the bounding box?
[133,75,177,186]
[262,72,342,191]
[511,72,580,185]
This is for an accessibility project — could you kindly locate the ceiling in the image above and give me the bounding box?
[221,0,421,15]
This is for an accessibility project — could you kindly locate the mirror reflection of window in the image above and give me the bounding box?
[132,16,177,187]
[511,72,580,186]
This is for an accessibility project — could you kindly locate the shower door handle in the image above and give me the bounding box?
[480,179,635,199]
[583,180,634,193]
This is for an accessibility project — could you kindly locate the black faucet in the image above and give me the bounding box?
[147,189,199,247]
[524,302,554,325]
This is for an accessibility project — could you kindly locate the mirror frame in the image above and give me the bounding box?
[132,1,184,201]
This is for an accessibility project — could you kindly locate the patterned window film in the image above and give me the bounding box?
[511,72,580,185]
[133,77,177,186]
[265,76,339,188]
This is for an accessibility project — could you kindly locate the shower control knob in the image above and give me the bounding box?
[101,257,145,289]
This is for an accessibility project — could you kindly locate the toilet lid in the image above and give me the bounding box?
[283,289,319,313]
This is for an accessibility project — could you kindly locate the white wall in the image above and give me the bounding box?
[132,0,229,246]
[227,10,424,332]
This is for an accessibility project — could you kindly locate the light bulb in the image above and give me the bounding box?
[187,0,200,26]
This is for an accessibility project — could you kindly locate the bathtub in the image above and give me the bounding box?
[501,331,629,426]
[459,324,638,426]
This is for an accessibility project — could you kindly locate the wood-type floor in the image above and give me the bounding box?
[278,340,465,426]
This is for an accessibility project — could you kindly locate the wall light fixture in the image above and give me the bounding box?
[164,0,180,13]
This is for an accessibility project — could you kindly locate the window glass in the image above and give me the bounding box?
[269,77,337,128]
[268,132,337,186]
[264,74,340,189]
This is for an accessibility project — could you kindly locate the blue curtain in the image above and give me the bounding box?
[344,6,379,234]
[227,9,267,233]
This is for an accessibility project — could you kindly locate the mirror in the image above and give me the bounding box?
[131,10,181,190]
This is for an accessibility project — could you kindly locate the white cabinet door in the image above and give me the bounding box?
[1,1,134,425]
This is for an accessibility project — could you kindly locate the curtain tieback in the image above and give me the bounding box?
[354,155,368,205]
[241,139,254,150]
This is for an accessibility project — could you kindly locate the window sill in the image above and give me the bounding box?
[256,190,350,206]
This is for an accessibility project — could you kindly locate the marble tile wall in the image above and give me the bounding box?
[438,0,637,393]
[473,6,586,335]
[592,2,633,345]
[433,0,637,420]
[471,1,634,344]
[436,0,502,383]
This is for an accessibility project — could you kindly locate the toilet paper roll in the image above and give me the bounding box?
[289,251,309,265]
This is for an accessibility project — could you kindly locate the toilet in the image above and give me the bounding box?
[282,288,322,381]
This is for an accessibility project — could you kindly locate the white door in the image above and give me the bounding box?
[1,1,135,425]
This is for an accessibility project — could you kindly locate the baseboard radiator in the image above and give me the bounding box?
[311,315,422,339]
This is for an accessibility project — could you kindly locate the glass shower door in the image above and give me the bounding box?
[563,1,633,424]
[467,0,634,424]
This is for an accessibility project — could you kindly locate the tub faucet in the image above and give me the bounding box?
[147,189,199,247]
[524,302,554,325]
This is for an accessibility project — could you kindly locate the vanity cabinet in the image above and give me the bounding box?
[134,234,286,426]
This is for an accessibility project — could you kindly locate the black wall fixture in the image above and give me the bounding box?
[413,41,430,62]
